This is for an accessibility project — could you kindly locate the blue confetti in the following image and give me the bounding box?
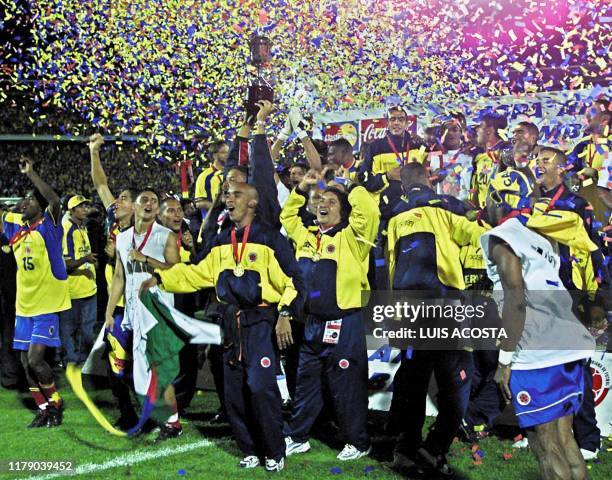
[546,280,559,287]
[375,258,386,267]
[309,290,321,298]
[330,467,342,474]
[178,469,186,476]
[364,466,376,474]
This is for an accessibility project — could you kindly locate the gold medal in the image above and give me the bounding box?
[1,245,10,254]
[233,265,245,277]
[312,253,321,262]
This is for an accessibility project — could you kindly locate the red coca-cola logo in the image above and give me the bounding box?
[360,116,417,144]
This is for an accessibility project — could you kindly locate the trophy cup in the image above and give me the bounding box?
[245,34,274,125]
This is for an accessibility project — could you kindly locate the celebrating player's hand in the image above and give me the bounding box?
[89,133,105,152]
[494,364,512,403]
[104,240,116,259]
[276,315,293,350]
[298,169,321,192]
[128,248,146,263]
[18,156,33,175]
[256,100,275,122]
[104,312,115,330]
[139,276,158,298]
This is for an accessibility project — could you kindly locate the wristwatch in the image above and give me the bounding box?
[152,271,163,286]
[279,309,292,319]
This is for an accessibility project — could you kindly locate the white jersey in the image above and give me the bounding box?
[480,218,594,370]
[116,222,174,327]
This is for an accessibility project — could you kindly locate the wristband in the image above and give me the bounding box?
[277,131,290,142]
[498,349,514,366]
[152,271,162,286]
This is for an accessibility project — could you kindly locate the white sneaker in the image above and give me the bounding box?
[285,436,311,456]
[337,444,372,461]
[512,437,529,449]
[265,457,285,472]
[581,449,598,461]
[238,455,260,468]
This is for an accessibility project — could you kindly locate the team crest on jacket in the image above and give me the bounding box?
[516,390,531,406]
[248,252,258,262]
[338,359,349,369]
[326,245,336,254]
[260,357,271,368]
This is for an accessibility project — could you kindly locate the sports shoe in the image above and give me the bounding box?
[210,410,228,424]
[47,404,64,428]
[415,447,454,478]
[154,422,183,442]
[265,457,285,472]
[28,409,49,428]
[512,437,529,449]
[581,448,598,461]
[238,456,260,468]
[285,436,311,456]
[337,444,371,461]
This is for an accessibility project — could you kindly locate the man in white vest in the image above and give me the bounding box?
[481,169,595,480]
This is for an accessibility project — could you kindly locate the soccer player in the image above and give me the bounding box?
[482,169,595,480]
[0,157,70,428]
[105,188,181,441]
[194,140,230,215]
[60,195,98,364]
[471,111,509,208]
[140,182,305,472]
[89,133,138,429]
[281,170,379,461]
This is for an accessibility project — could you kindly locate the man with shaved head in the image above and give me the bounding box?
[140,181,305,472]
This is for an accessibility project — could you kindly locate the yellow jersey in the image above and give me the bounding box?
[194,165,222,201]
[2,211,71,316]
[62,218,97,299]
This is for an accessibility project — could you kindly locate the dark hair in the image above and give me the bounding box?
[481,111,508,134]
[180,198,195,208]
[210,140,229,155]
[323,186,351,221]
[517,121,539,139]
[137,187,160,201]
[290,162,309,174]
[160,197,180,209]
[538,146,567,165]
[400,162,429,188]
[312,139,329,159]
[119,187,139,202]
[329,138,353,155]
[226,165,249,179]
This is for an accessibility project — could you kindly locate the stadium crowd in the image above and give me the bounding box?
[0,93,610,479]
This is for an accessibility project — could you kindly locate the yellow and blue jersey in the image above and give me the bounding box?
[387,186,487,290]
[158,219,306,316]
[194,165,222,201]
[2,211,71,317]
[62,218,97,299]
[280,186,379,319]
[471,142,508,208]
[358,132,428,217]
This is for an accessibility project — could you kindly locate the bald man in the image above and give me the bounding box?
[140,182,305,472]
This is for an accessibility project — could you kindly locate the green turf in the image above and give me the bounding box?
[0,373,609,480]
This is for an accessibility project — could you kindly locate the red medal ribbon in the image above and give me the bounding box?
[231,224,251,265]
[386,134,410,166]
[177,229,183,255]
[131,222,154,252]
[545,184,565,213]
[8,217,44,247]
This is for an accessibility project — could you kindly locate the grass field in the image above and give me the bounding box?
[0,372,610,480]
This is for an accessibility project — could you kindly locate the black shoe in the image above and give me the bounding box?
[415,448,455,479]
[113,413,139,431]
[47,404,64,427]
[154,423,183,442]
[28,409,49,428]
[210,411,227,424]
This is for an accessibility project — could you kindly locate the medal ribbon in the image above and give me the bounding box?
[8,217,44,247]
[545,184,565,213]
[131,222,154,252]
[386,134,410,166]
[231,224,251,265]
[177,229,183,255]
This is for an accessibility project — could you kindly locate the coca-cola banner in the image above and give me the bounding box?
[324,121,360,153]
[360,116,417,146]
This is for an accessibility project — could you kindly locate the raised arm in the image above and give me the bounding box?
[347,185,380,259]
[89,134,116,209]
[19,156,61,223]
[280,170,319,244]
[289,108,322,172]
